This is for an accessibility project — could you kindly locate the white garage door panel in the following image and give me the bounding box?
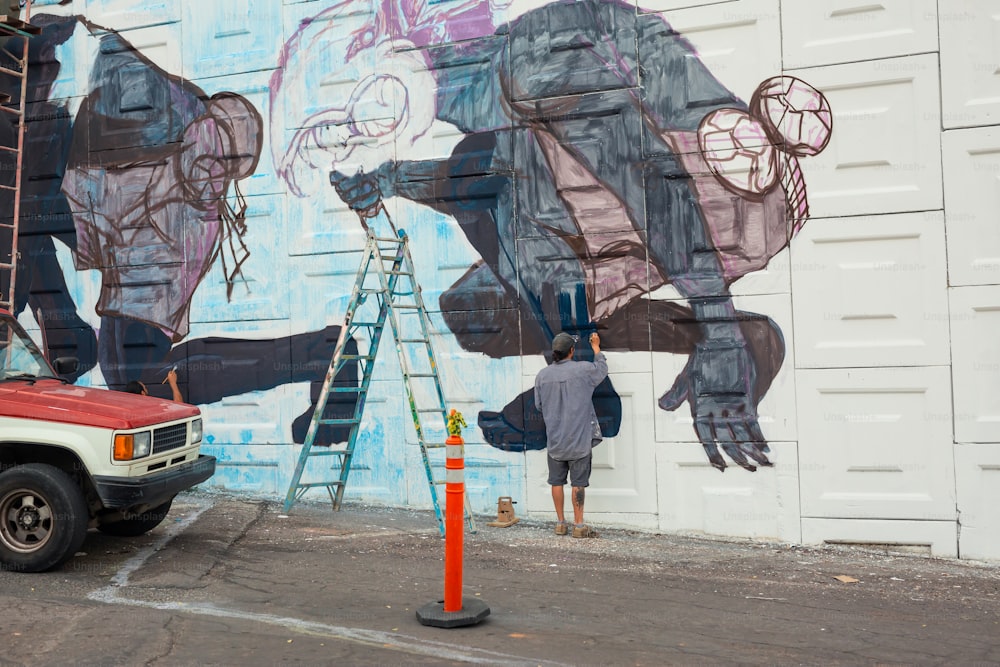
[791,212,950,368]
[940,2,1000,128]
[525,373,658,519]
[653,293,797,445]
[190,196,291,322]
[182,0,281,78]
[801,518,958,558]
[943,126,1000,286]
[289,250,368,332]
[655,0,782,101]
[84,1,181,30]
[950,286,1000,443]
[656,440,801,542]
[782,0,938,69]
[797,367,956,520]
[791,55,943,218]
[955,445,1000,561]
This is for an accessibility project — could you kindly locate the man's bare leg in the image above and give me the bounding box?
[572,486,585,525]
[552,485,567,524]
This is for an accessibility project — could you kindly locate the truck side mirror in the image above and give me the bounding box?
[53,357,79,376]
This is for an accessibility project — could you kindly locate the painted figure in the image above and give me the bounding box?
[275,0,832,470]
[2,14,358,443]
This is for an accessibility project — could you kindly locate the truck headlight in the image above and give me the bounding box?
[114,431,152,461]
[190,418,203,444]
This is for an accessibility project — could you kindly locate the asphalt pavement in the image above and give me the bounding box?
[1,491,998,666]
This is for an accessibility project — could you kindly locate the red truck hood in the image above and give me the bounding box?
[0,379,199,430]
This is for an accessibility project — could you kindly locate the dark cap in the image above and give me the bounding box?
[552,332,577,353]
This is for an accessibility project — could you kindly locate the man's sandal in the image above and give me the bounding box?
[572,524,599,538]
[554,522,568,536]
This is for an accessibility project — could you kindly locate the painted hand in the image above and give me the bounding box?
[658,341,772,472]
[329,163,395,218]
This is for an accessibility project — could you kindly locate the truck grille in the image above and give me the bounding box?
[152,423,189,455]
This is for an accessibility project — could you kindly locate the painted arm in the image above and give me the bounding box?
[330,158,454,216]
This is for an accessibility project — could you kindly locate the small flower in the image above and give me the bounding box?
[447,409,467,436]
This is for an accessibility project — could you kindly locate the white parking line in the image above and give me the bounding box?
[88,500,567,667]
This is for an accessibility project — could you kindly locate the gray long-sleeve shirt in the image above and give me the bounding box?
[534,352,609,461]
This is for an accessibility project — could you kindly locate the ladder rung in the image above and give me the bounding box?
[407,373,437,378]
[0,145,16,153]
[327,386,363,393]
[0,17,42,36]
[416,408,444,413]
[423,443,446,449]
[385,270,412,276]
[0,183,16,191]
[0,105,22,116]
[292,481,346,489]
[391,304,420,310]
[319,418,361,426]
[0,66,21,79]
[372,235,403,243]
[304,449,349,457]
[349,321,383,327]
[339,354,376,361]
[397,338,428,344]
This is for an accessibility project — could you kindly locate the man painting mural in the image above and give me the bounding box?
[275,0,832,470]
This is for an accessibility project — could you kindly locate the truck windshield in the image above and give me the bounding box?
[0,316,56,381]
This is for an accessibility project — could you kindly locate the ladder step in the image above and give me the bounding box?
[319,418,361,426]
[407,373,437,378]
[0,105,22,116]
[327,386,363,393]
[0,17,41,36]
[339,354,376,361]
[397,338,429,344]
[304,448,349,457]
[416,408,444,413]
[292,481,346,489]
[391,304,420,310]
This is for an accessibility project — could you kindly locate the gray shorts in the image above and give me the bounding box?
[547,454,592,488]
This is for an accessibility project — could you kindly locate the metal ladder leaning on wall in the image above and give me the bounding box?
[0,1,39,313]
[283,219,476,536]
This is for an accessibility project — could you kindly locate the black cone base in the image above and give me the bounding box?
[416,598,490,628]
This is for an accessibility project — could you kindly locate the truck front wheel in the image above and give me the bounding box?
[97,498,174,537]
[0,464,89,573]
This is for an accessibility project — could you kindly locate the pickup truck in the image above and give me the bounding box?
[0,308,216,572]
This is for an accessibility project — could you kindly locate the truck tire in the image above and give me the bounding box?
[0,463,89,573]
[97,498,174,537]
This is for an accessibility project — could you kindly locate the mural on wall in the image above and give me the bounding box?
[3,13,360,444]
[2,0,831,484]
[272,0,832,471]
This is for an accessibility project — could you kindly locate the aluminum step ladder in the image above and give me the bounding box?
[283,216,475,536]
[0,0,39,313]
